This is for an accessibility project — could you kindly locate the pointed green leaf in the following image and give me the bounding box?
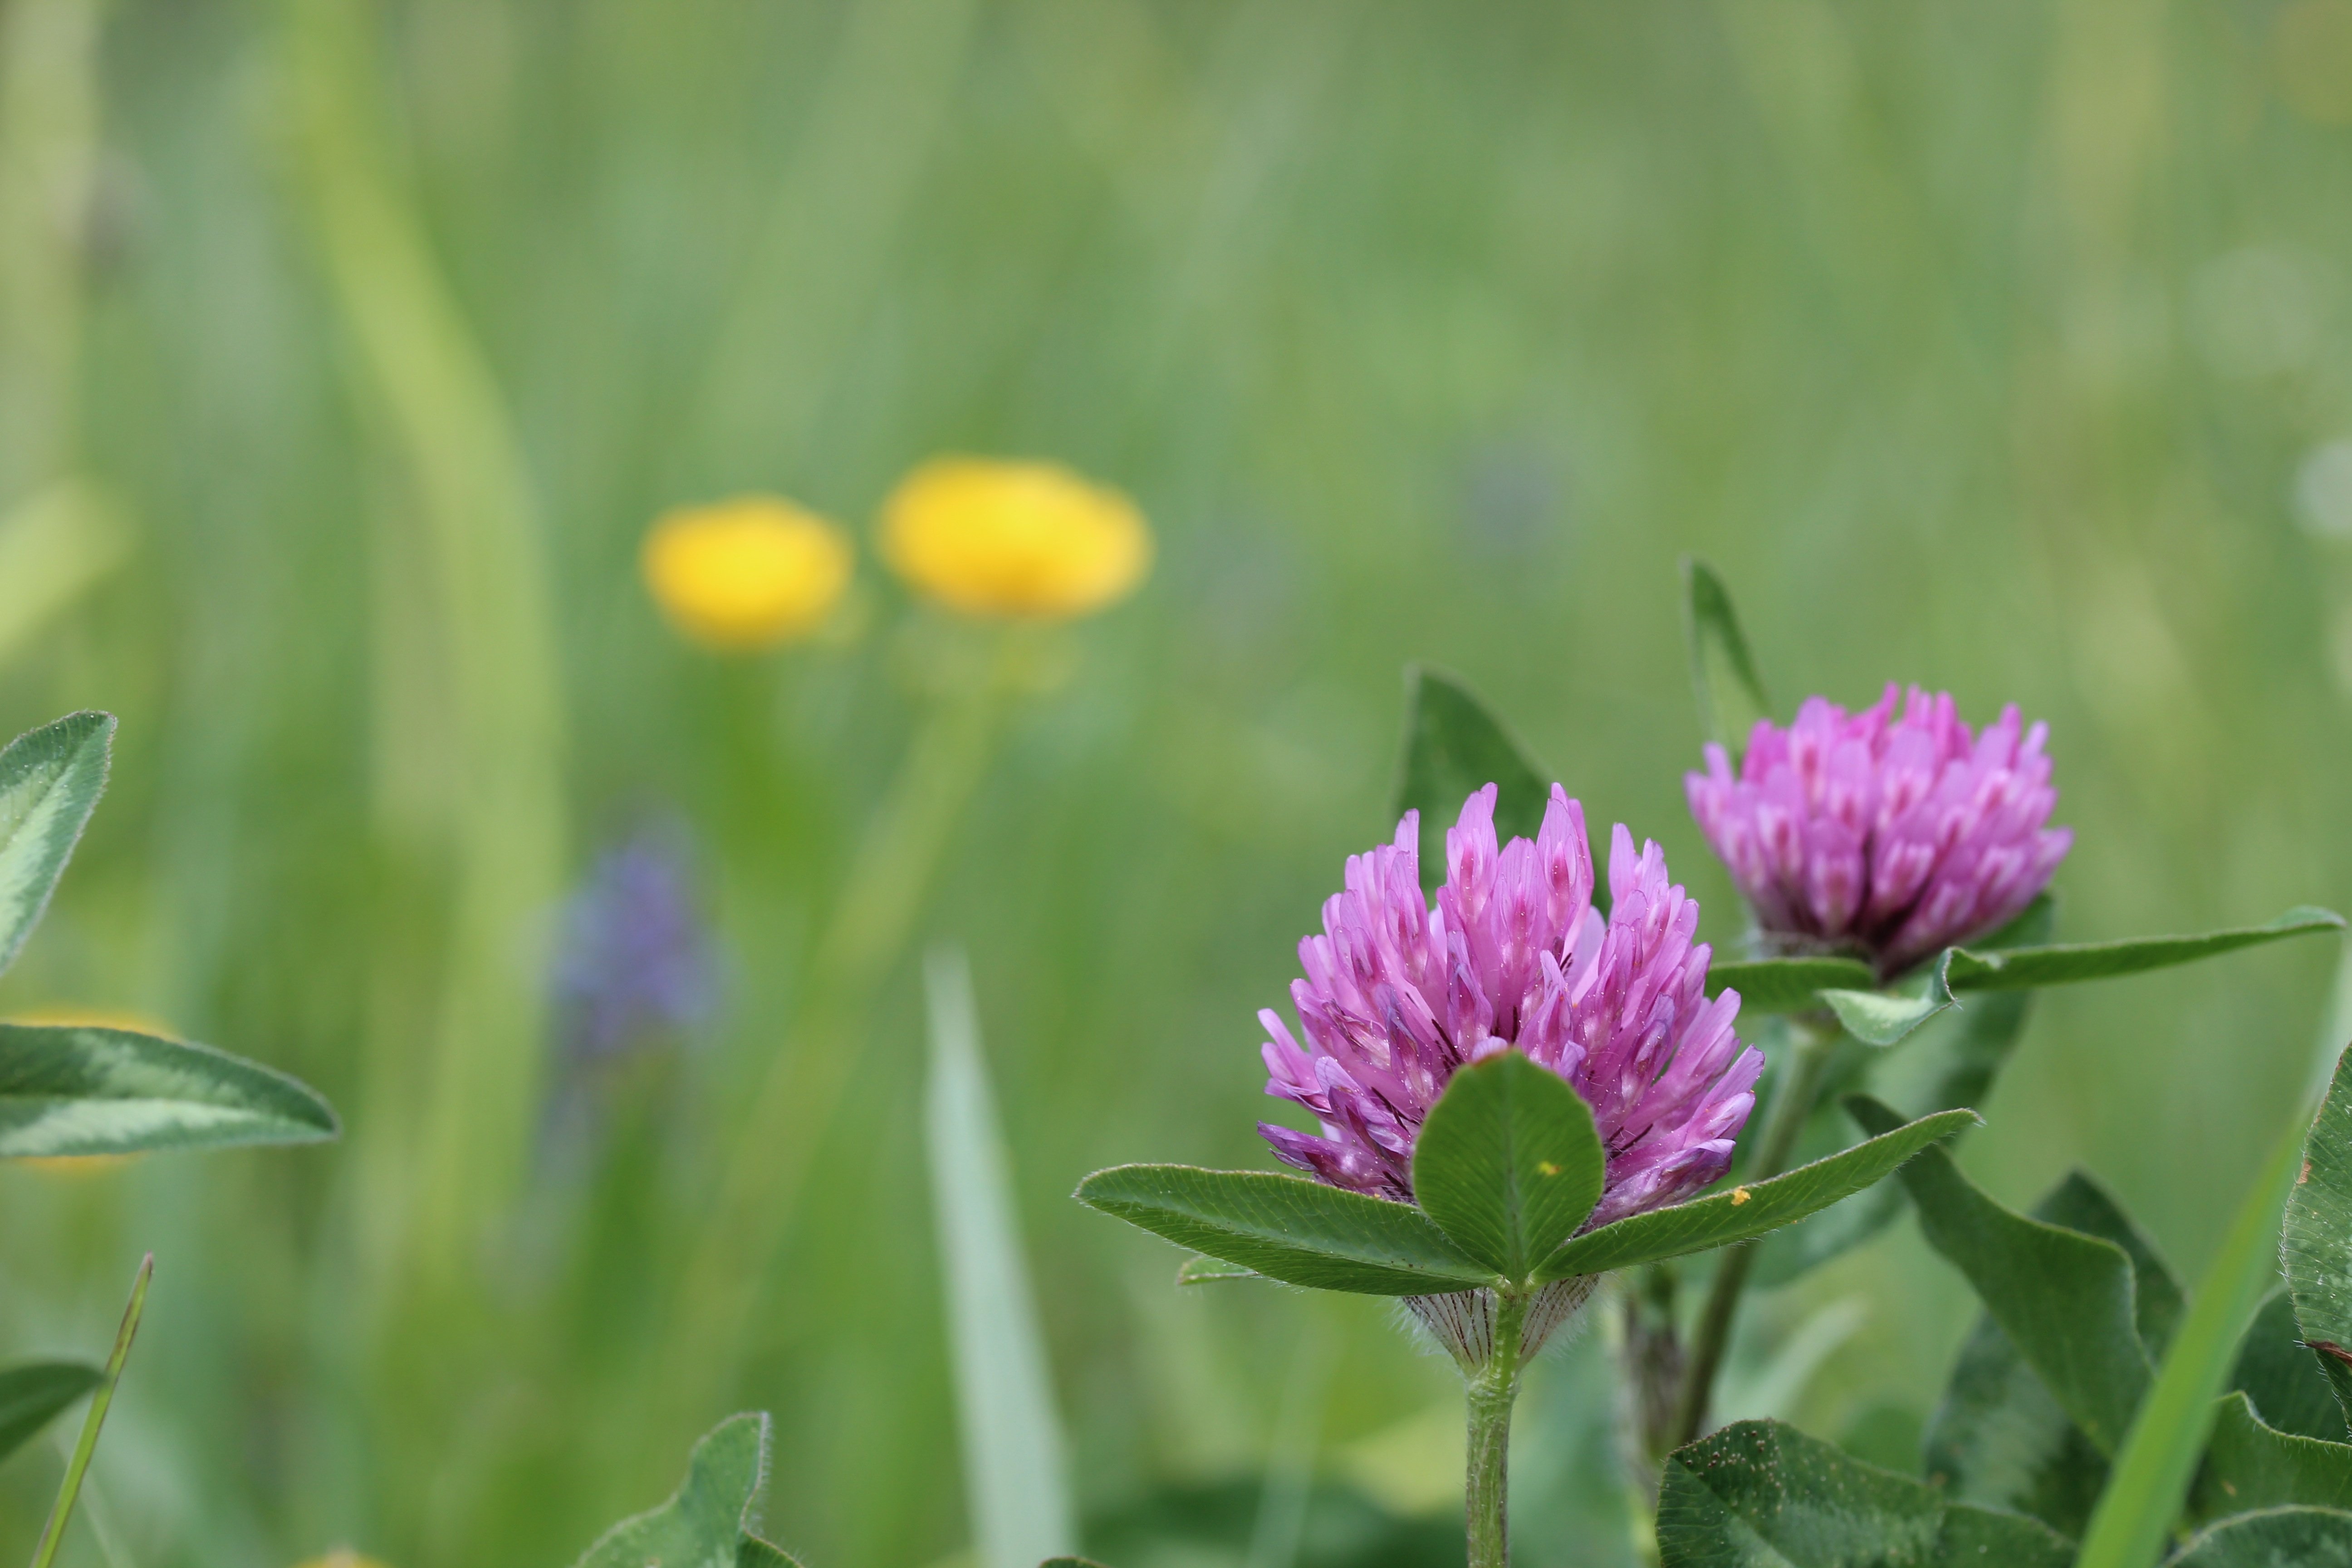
[1946,906,2345,992]
[2200,1392,2352,1515]
[2171,1506,2352,1566]
[2233,1287,2346,1443]
[0,713,112,982]
[0,1361,100,1466]
[1392,666,1557,901]
[1704,956,1876,1014]
[1852,1095,2152,1455]
[1534,1107,1974,1281]
[0,1024,338,1156]
[1922,1172,2180,1538]
[1657,1418,2073,1568]
[1680,557,1772,760]
[1410,1053,1604,1281]
[2069,1105,2306,1568]
[1174,1255,1257,1286]
[1819,952,1957,1048]
[2288,1045,2352,1427]
[570,1413,804,1568]
[1075,1165,1493,1295]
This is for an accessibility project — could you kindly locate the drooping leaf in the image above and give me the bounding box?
[2073,1110,2308,1568]
[1852,1096,2151,1455]
[2287,1044,2352,1426]
[1704,956,1876,1014]
[2199,1393,2352,1515]
[1534,1107,1974,1281]
[1945,907,2344,992]
[922,948,1077,1568]
[1921,1172,2179,1537]
[1075,1166,1493,1295]
[0,1361,100,1466]
[1411,1053,1604,1281]
[1174,1255,1256,1286]
[569,1413,804,1568]
[2233,1287,2345,1443]
[1680,558,1771,761]
[2169,1506,2352,1567]
[1819,953,1957,1048]
[0,713,112,981]
[0,1024,338,1157]
[1392,666,1557,901]
[1656,1417,2073,1568]
[2038,1170,2186,1354]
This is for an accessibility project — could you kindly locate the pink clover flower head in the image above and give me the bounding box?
[1684,684,2073,979]
[1258,784,1762,1233]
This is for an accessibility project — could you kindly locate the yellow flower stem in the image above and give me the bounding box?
[1669,1016,1839,1450]
[657,629,1028,1426]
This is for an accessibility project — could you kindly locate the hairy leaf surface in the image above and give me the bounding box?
[0,713,111,980]
[1076,1165,1492,1294]
[1658,1418,2072,1567]
[0,1024,337,1156]
[1535,1108,1971,1280]
[1411,1053,1604,1280]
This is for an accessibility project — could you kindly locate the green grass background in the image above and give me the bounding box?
[0,0,2349,1563]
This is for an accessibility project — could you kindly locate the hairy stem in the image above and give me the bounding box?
[1670,1018,1838,1449]
[1466,1289,1529,1568]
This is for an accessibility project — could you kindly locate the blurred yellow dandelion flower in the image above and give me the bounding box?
[879,457,1151,620]
[642,496,854,651]
[293,1553,391,1568]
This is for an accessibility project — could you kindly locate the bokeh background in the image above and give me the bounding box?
[1,0,2350,1563]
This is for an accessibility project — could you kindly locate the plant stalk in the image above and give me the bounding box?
[656,633,1025,1426]
[1466,1288,1529,1568]
[1669,1018,1838,1449]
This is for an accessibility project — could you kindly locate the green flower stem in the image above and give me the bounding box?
[1466,1289,1529,1568]
[30,1254,149,1568]
[658,634,1027,1426]
[1670,1017,1838,1450]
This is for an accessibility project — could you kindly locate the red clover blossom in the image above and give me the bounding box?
[1258,785,1762,1234]
[1684,685,2072,978]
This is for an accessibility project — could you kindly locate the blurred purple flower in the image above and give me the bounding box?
[1685,685,2072,979]
[549,829,717,1064]
[1258,785,1761,1234]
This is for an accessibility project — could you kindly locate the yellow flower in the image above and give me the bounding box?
[642,496,854,651]
[879,457,1151,620]
[293,1553,391,1568]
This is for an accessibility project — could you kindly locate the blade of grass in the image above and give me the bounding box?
[29,1253,151,1568]
[923,944,1078,1568]
[2073,1114,2307,1568]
